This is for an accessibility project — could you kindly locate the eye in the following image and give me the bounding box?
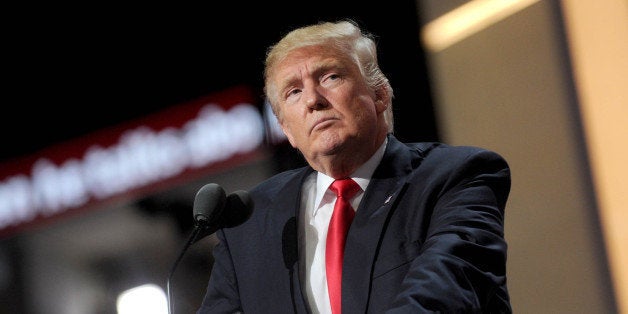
[284,87,302,103]
[288,88,302,96]
[325,73,340,81]
[321,72,343,87]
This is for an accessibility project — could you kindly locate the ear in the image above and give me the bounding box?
[374,87,389,113]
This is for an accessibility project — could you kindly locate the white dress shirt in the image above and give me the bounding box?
[299,138,388,314]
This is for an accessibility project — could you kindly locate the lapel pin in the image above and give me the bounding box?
[384,195,393,204]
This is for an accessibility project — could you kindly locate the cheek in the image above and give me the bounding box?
[350,97,378,122]
[279,120,298,148]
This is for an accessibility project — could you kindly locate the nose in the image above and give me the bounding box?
[304,87,329,111]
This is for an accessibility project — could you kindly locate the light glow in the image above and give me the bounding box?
[117,283,167,314]
[422,0,541,52]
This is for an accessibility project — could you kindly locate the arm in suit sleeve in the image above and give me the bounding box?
[388,148,512,313]
[197,229,243,314]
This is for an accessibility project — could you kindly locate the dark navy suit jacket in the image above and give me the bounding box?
[198,135,512,313]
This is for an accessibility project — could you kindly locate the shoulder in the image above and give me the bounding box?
[252,166,309,190]
[248,165,312,200]
[399,140,508,165]
[398,140,510,180]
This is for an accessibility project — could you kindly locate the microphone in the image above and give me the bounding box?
[166,183,254,314]
[282,217,298,270]
[193,183,227,226]
[282,217,298,313]
[193,189,254,243]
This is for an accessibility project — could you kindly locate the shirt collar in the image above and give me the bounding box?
[312,137,388,216]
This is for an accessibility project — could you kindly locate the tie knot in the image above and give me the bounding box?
[330,178,361,200]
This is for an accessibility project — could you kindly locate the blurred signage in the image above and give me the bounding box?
[0,85,278,238]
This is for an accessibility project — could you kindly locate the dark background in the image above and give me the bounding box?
[2,1,438,165]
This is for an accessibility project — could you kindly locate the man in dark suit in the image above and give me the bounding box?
[198,19,511,313]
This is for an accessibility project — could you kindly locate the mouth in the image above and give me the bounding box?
[310,117,337,133]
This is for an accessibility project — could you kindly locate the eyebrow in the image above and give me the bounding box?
[280,59,348,88]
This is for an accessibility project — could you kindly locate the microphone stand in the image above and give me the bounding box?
[166,222,206,314]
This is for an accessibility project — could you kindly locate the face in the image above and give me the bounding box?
[269,45,388,172]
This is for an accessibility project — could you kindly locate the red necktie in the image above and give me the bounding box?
[326,178,361,314]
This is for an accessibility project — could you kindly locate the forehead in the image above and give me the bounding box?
[271,45,355,77]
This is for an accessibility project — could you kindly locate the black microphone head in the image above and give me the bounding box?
[193,183,226,225]
[282,217,298,269]
[221,190,254,228]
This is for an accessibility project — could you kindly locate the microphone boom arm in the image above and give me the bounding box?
[166,222,206,314]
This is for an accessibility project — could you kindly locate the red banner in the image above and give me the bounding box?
[0,85,275,238]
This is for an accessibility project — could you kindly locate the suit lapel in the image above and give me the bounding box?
[269,167,314,313]
[342,136,417,313]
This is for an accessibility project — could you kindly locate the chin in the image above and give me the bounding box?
[316,140,347,157]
